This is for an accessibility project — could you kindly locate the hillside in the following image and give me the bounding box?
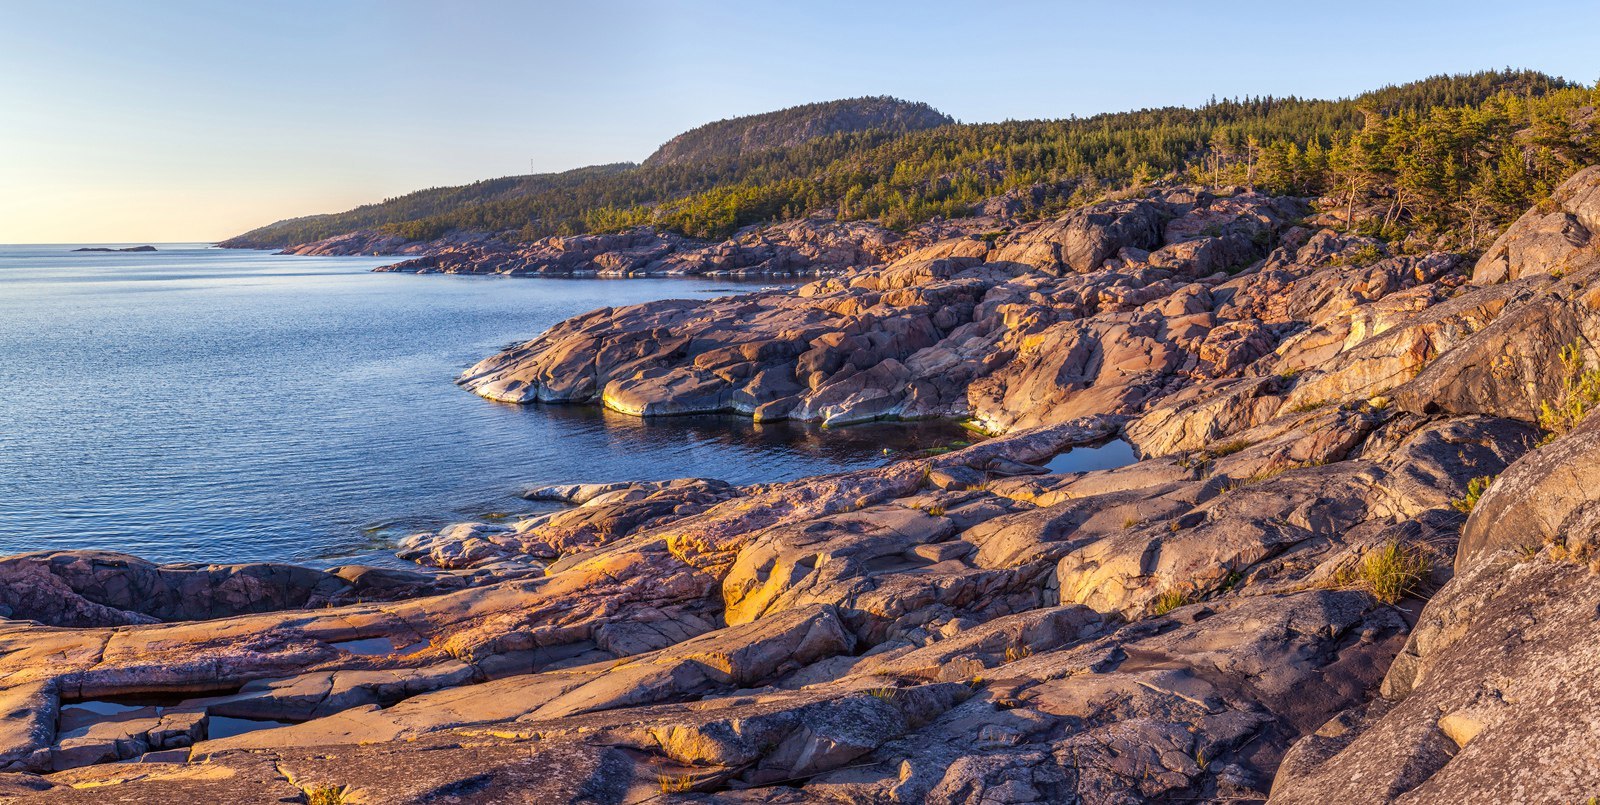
[219,163,633,250]
[642,96,953,166]
[223,69,1595,254]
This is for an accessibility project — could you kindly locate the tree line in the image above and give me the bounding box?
[230,70,1596,252]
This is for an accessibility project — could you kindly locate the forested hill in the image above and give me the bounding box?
[221,164,634,250]
[223,70,1597,252]
[643,97,953,166]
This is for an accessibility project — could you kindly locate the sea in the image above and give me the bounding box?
[0,244,1131,566]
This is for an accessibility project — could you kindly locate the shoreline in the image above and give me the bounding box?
[4,170,1600,800]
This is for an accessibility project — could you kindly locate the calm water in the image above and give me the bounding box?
[0,244,975,565]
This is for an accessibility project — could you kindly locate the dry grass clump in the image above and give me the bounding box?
[1003,643,1034,663]
[1210,439,1251,457]
[304,785,347,805]
[1338,541,1433,604]
[1150,587,1194,616]
[657,773,695,794]
[1547,537,1600,569]
[1287,398,1330,414]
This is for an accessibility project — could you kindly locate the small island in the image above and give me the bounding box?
[72,245,157,252]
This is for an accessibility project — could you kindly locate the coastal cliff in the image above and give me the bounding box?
[5,169,1600,801]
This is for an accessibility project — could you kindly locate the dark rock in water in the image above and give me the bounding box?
[71,245,156,252]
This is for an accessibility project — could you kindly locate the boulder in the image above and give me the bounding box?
[1270,553,1600,803]
[1472,164,1600,284]
[0,552,353,626]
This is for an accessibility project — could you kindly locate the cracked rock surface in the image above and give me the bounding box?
[8,172,1600,802]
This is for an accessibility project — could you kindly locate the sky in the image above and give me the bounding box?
[2,0,1597,243]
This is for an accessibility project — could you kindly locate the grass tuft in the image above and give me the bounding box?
[657,773,695,794]
[1287,398,1331,414]
[1150,587,1194,616]
[1341,541,1433,604]
[1003,643,1033,663]
[1210,439,1251,457]
[304,786,347,805]
[1450,475,1495,514]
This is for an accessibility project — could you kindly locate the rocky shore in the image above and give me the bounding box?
[6,170,1600,802]
[257,216,910,279]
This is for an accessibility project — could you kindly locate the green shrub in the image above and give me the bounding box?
[1450,475,1495,513]
[1333,243,1385,266]
[1537,340,1600,438]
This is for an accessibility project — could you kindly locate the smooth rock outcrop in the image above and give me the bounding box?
[12,175,1600,801]
[1471,164,1600,284]
[1270,551,1600,804]
[461,189,1331,431]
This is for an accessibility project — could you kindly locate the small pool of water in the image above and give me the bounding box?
[331,637,405,656]
[58,691,294,744]
[1044,439,1139,474]
[207,715,293,740]
[61,700,147,717]
[57,702,167,740]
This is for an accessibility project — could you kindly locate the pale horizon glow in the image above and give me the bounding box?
[3,0,1598,243]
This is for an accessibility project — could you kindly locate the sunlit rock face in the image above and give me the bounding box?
[13,171,1600,801]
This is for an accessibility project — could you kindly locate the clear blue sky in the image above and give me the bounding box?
[2,0,1596,242]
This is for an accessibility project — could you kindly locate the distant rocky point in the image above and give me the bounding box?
[72,245,156,252]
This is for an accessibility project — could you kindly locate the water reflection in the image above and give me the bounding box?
[525,403,977,467]
[1044,438,1139,473]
